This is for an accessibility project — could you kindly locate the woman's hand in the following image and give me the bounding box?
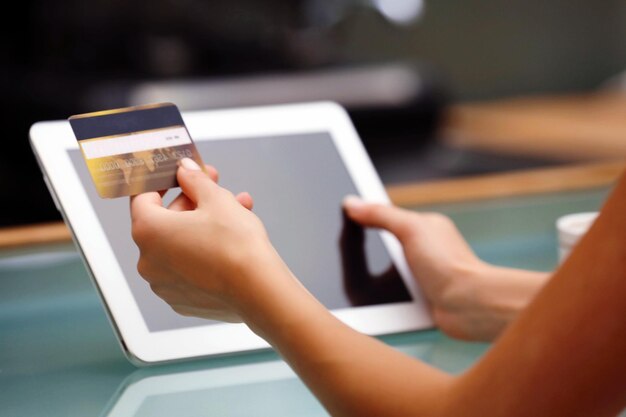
[130,158,294,324]
[343,196,548,341]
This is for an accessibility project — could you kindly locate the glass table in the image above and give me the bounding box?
[0,187,610,416]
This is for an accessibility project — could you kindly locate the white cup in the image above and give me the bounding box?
[556,212,598,263]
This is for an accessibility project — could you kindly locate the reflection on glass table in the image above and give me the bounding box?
[102,334,479,417]
[104,361,319,417]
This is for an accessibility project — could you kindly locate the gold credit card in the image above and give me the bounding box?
[69,103,204,198]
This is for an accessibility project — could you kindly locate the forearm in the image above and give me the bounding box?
[234,172,625,417]
[445,174,626,417]
[473,266,549,337]
[234,243,546,416]
[239,251,453,417]
[479,267,549,313]
[438,264,549,341]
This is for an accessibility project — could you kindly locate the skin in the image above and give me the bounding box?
[131,158,626,417]
[342,198,549,341]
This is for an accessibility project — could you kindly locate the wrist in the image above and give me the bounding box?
[437,260,492,310]
[477,266,549,313]
[235,245,326,343]
[471,265,549,338]
[432,262,546,341]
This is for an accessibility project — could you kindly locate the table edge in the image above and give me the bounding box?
[2,160,623,250]
[387,160,623,207]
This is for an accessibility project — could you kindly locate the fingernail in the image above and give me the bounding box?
[180,157,201,171]
[343,195,365,210]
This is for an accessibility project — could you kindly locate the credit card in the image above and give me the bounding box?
[69,103,204,198]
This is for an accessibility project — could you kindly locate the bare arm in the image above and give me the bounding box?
[242,178,626,416]
[131,159,626,417]
[447,173,626,416]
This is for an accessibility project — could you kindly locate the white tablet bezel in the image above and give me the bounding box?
[30,102,433,365]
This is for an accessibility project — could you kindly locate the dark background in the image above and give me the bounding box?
[4,0,626,226]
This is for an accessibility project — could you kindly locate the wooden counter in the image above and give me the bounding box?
[445,93,626,160]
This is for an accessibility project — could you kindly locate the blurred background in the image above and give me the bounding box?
[3,0,626,227]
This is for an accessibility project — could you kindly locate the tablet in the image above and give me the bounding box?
[30,102,433,365]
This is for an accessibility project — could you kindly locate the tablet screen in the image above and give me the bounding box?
[68,132,411,332]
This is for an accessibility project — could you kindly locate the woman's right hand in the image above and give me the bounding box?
[343,196,548,341]
[130,158,302,328]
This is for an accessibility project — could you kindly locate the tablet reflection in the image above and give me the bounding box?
[101,360,326,417]
[100,334,478,417]
[339,211,412,306]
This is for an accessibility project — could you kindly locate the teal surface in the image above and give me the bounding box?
[0,187,609,417]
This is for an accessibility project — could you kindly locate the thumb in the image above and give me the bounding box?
[176,158,217,207]
[342,195,416,241]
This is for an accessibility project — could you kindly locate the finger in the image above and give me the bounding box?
[168,164,217,211]
[204,164,219,183]
[176,158,218,207]
[130,192,165,222]
[339,210,370,304]
[235,192,254,210]
[168,192,195,212]
[342,195,417,241]
[339,210,368,278]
